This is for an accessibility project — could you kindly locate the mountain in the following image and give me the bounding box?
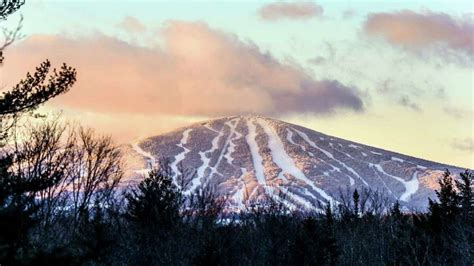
[124,116,465,211]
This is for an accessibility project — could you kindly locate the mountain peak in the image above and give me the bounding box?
[127,116,463,211]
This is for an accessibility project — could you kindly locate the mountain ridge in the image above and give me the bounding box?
[125,115,465,211]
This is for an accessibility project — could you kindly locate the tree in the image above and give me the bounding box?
[0,60,76,118]
[0,0,24,64]
[455,170,473,219]
[0,5,76,260]
[0,0,25,19]
[428,170,460,222]
[126,169,181,230]
[353,189,360,217]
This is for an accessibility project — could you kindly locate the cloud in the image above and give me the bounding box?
[308,56,326,65]
[364,10,474,60]
[451,138,474,152]
[398,95,421,112]
[443,106,474,119]
[4,20,363,117]
[116,16,146,33]
[342,9,356,19]
[258,1,323,21]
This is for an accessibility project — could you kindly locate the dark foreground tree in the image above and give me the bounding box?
[126,169,181,229]
[0,15,76,262]
[0,0,25,19]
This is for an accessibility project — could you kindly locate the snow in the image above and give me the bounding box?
[245,119,267,189]
[231,167,247,208]
[132,143,157,174]
[257,119,334,203]
[294,129,368,186]
[210,120,239,177]
[417,165,427,170]
[392,156,405,163]
[224,118,241,165]
[286,128,307,152]
[187,125,223,195]
[129,115,441,211]
[370,163,419,201]
[170,129,192,178]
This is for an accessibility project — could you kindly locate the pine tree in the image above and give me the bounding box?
[325,203,334,226]
[455,170,473,219]
[126,169,182,230]
[353,189,360,217]
[0,0,25,19]
[390,201,402,219]
[429,170,460,221]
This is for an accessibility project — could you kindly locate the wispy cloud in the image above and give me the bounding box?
[364,10,474,62]
[116,16,146,33]
[398,95,421,112]
[451,138,474,152]
[258,1,323,21]
[443,106,474,119]
[342,9,356,19]
[5,19,363,117]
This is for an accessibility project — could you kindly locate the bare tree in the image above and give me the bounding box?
[10,120,124,231]
[68,127,123,225]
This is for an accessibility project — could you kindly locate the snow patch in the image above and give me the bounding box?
[295,129,368,186]
[392,157,405,163]
[132,143,157,173]
[246,119,267,189]
[257,119,334,203]
[370,163,419,201]
[170,129,192,179]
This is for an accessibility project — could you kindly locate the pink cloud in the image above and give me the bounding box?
[3,20,362,117]
[364,10,474,58]
[258,1,323,21]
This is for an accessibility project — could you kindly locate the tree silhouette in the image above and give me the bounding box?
[126,169,181,230]
[0,0,24,19]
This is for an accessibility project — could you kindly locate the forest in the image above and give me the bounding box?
[1,2,473,265]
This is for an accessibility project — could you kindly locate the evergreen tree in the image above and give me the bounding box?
[428,170,460,221]
[0,0,25,19]
[353,189,360,217]
[455,170,473,219]
[126,169,181,230]
[325,203,334,226]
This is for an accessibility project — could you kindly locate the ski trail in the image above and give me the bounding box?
[231,168,247,208]
[186,125,224,195]
[224,118,241,165]
[370,163,419,201]
[286,129,307,152]
[209,121,241,176]
[132,143,157,174]
[257,119,334,203]
[371,167,397,198]
[170,129,192,178]
[287,128,354,186]
[246,119,267,190]
[294,129,368,186]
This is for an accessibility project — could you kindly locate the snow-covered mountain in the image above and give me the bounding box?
[125,116,465,211]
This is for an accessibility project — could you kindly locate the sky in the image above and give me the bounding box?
[0,0,473,168]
